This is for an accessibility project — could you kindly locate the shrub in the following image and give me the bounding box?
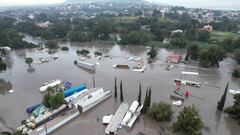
[148,102,173,121]
[173,105,204,135]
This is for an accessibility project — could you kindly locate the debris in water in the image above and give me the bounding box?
[8,89,14,93]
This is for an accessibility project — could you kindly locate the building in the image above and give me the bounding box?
[203,25,213,32]
[166,55,182,63]
[36,21,51,28]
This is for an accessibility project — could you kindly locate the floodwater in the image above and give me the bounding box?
[0,35,240,135]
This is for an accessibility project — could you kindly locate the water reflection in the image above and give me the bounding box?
[0,79,12,95]
[14,49,27,58]
[4,55,13,69]
[224,116,239,135]
[119,45,146,56]
[27,67,35,73]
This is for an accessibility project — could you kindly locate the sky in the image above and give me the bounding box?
[0,0,240,10]
[0,0,66,6]
[148,0,240,10]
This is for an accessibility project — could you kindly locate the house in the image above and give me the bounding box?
[171,30,183,34]
[166,55,182,63]
[36,21,51,28]
[203,25,213,32]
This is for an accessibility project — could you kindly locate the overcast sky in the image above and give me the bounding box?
[0,0,65,6]
[0,0,240,10]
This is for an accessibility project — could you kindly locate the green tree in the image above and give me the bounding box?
[120,80,123,102]
[232,68,240,78]
[69,31,93,42]
[24,57,33,68]
[114,77,117,98]
[217,82,229,111]
[197,30,210,41]
[199,46,226,68]
[234,49,240,64]
[224,94,240,124]
[43,93,51,108]
[147,46,158,59]
[120,30,153,45]
[221,37,234,52]
[148,102,173,121]
[173,105,204,135]
[189,43,200,60]
[138,83,142,104]
[170,37,187,48]
[49,90,65,109]
[0,58,7,71]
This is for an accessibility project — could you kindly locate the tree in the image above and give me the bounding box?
[173,105,204,135]
[69,31,93,42]
[148,102,173,121]
[232,68,240,78]
[189,43,200,60]
[114,77,117,98]
[234,49,240,64]
[170,37,187,48]
[217,82,229,111]
[120,30,153,45]
[221,37,234,52]
[93,19,113,40]
[46,40,58,49]
[120,80,123,102]
[199,46,226,68]
[142,88,149,114]
[147,86,152,108]
[147,46,158,59]
[138,83,142,104]
[224,94,240,124]
[197,30,210,41]
[49,90,65,109]
[24,57,33,68]
[43,93,51,108]
[43,88,65,109]
[0,58,7,71]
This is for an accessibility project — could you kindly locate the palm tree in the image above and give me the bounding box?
[25,57,33,68]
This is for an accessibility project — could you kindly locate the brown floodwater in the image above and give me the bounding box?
[0,37,240,135]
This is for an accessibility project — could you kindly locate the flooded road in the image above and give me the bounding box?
[0,39,240,135]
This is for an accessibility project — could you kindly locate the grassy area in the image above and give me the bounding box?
[211,31,240,42]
